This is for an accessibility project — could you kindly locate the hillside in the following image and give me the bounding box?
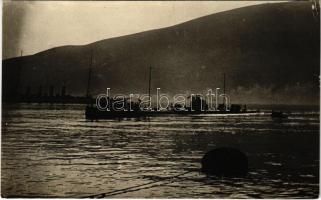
[3,2,320,104]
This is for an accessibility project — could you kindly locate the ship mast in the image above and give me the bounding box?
[148,65,152,99]
[223,73,226,108]
[16,50,23,99]
[223,73,226,95]
[86,49,93,98]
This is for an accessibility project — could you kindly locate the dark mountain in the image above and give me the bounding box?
[3,2,320,105]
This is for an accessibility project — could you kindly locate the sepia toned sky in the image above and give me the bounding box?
[3,1,285,59]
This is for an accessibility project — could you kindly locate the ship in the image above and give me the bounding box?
[85,105,260,120]
[271,110,289,119]
[84,51,260,120]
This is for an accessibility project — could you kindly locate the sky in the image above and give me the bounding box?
[3,1,286,59]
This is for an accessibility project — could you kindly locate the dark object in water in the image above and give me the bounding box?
[85,106,259,120]
[271,111,289,118]
[201,147,248,177]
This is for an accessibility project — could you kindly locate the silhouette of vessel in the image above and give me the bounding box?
[85,106,258,120]
[3,50,93,105]
[85,59,260,120]
[271,110,289,118]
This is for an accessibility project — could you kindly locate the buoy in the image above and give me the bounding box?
[201,147,248,177]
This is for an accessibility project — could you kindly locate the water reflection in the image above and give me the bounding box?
[1,103,319,198]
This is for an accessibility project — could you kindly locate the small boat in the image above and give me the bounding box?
[271,111,289,118]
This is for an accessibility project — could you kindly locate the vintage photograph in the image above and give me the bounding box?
[2,0,320,198]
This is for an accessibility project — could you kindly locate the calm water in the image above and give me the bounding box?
[1,103,319,198]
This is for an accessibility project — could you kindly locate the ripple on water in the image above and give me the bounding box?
[1,104,319,198]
